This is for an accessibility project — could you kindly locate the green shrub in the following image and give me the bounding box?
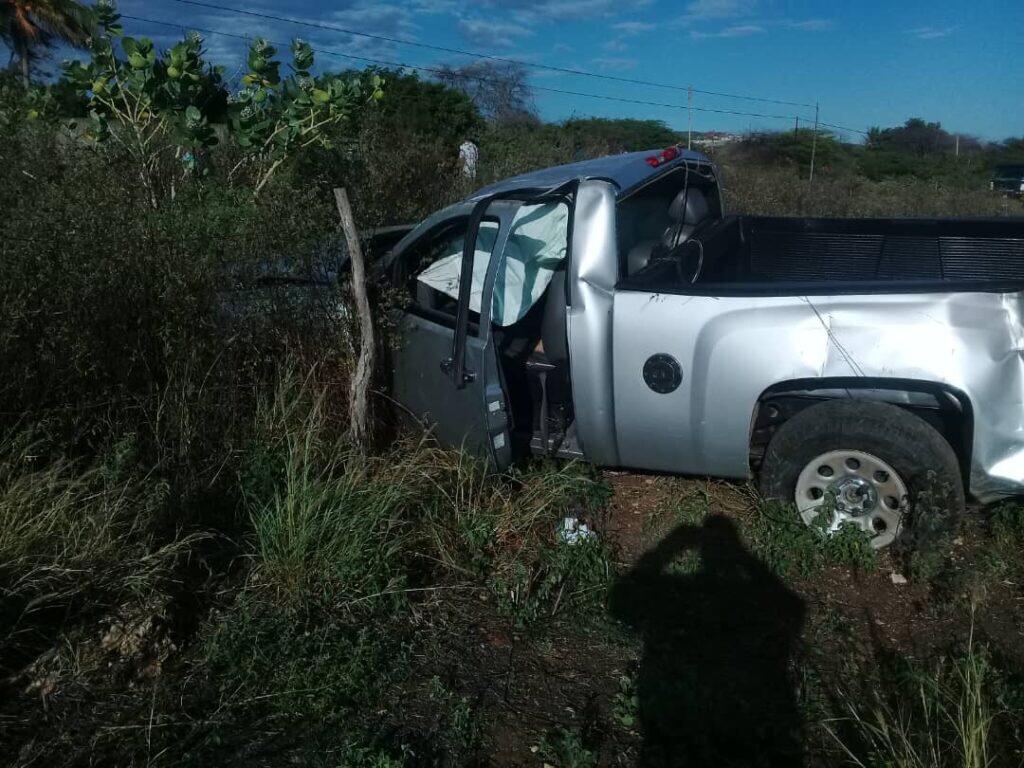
[204,598,408,719]
[0,119,341,477]
[491,534,613,626]
[537,726,598,768]
[743,499,876,577]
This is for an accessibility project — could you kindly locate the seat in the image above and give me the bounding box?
[664,186,711,249]
[627,187,711,275]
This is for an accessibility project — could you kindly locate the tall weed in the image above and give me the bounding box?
[0,434,197,668]
[826,629,1018,768]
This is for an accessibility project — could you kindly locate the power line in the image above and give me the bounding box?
[819,120,869,137]
[123,14,813,125]
[163,0,816,109]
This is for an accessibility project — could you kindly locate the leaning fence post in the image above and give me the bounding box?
[333,187,375,451]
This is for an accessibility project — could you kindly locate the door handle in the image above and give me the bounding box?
[440,358,476,384]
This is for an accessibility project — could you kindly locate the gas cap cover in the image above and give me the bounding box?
[643,354,682,394]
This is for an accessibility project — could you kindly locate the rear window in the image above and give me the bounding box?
[993,165,1024,178]
[616,168,719,277]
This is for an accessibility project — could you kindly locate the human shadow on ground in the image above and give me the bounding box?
[609,515,806,767]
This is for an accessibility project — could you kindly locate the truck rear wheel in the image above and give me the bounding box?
[759,399,965,550]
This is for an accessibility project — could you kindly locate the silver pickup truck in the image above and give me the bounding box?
[378,147,1024,549]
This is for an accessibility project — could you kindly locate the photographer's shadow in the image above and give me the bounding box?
[610,515,806,767]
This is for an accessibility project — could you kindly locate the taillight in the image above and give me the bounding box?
[645,145,681,167]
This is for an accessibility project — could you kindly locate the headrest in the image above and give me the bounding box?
[667,187,710,226]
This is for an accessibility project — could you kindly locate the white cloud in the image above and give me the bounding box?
[909,25,957,39]
[787,19,834,31]
[681,0,753,22]
[456,18,533,47]
[591,56,637,71]
[488,0,652,24]
[601,38,629,52]
[612,21,656,35]
[690,24,765,39]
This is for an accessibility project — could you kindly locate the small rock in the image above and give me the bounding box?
[890,572,908,585]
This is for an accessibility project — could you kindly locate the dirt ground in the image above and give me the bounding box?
[3,470,1021,767]
[449,470,1024,766]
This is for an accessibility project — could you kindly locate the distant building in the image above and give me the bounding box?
[692,132,740,148]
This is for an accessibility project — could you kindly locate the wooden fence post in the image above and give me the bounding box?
[333,187,374,450]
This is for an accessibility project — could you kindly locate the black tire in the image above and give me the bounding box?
[759,399,965,549]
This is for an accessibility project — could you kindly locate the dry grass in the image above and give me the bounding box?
[721,161,1019,218]
[0,434,202,670]
[826,623,999,768]
[240,369,604,607]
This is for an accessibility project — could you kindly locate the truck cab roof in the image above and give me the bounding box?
[469,148,713,200]
[383,148,717,270]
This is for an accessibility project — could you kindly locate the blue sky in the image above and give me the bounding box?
[40,0,1024,140]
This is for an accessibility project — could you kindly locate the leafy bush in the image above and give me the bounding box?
[743,499,876,578]
[492,535,613,625]
[0,116,340,474]
[537,726,598,768]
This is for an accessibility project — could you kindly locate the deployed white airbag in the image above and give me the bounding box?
[416,203,568,326]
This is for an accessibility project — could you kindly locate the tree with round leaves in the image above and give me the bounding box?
[229,36,383,196]
[62,0,225,207]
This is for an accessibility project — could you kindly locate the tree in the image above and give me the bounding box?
[361,68,482,147]
[562,118,680,154]
[866,118,981,157]
[435,60,536,125]
[229,37,383,196]
[1,0,94,85]
[62,1,226,207]
[62,1,383,205]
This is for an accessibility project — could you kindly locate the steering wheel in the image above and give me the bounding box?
[673,239,705,284]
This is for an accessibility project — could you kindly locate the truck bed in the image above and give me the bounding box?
[623,215,1024,295]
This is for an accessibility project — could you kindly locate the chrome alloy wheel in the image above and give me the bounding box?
[794,449,907,549]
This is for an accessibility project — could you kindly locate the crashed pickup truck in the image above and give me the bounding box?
[376,147,1024,548]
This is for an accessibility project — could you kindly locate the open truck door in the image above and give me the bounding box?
[390,186,572,468]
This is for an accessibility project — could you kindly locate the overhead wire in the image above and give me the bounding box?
[163,0,817,109]
[123,14,814,125]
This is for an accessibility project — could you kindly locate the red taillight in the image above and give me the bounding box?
[644,145,681,168]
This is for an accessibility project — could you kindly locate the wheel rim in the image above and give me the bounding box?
[794,449,907,549]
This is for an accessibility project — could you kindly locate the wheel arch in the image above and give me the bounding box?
[749,377,974,486]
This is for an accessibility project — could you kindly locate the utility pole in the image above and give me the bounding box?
[955,133,960,158]
[808,101,819,182]
[687,84,693,150]
[794,115,799,135]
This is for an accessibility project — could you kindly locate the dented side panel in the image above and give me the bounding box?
[567,180,620,466]
[608,289,1024,502]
